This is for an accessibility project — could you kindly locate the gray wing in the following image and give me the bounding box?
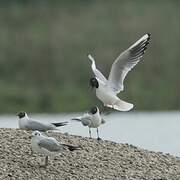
[25,119,54,131]
[71,114,91,126]
[107,34,150,93]
[88,54,107,83]
[38,137,62,152]
[81,117,91,126]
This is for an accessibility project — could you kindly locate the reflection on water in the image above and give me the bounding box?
[0,111,180,156]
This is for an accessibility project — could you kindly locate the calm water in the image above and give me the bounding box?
[0,112,180,156]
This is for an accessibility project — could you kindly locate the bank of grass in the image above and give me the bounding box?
[0,86,97,113]
[0,1,179,112]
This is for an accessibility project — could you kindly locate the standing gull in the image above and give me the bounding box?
[17,111,68,132]
[71,106,105,140]
[88,33,151,111]
[31,130,80,166]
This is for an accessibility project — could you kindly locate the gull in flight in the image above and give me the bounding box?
[17,111,68,132]
[88,33,151,111]
[31,130,80,166]
[71,106,105,140]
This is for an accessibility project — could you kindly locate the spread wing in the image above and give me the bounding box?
[88,54,107,83]
[107,33,151,93]
[38,137,63,152]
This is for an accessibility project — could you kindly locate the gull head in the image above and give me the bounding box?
[17,111,26,118]
[89,77,99,89]
[89,106,98,115]
[32,130,41,137]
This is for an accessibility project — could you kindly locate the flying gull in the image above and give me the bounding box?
[88,33,151,111]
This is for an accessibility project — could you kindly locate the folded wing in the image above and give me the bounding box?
[107,33,151,93]
[38,137,63,152]
[26,119,54,131]
[71,115,91,126]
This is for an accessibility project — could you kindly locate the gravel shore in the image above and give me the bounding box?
[0,128,180,180]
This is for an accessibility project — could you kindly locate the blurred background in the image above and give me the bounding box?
[0,0,179,113]
[0,1,180,155]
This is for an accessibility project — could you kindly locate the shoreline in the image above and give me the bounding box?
[0,128,180,179]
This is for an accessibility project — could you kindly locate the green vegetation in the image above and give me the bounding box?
[0,1,179,113]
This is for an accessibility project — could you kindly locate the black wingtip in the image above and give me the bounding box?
[51,121,68,127]
[71,118,81,122]
[63,144,81,151]
[146,33,151,40]
[68,146,81,151]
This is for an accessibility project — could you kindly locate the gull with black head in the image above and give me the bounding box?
[17,111,68,132]
[88,33,151,111]
[71,106,105,140]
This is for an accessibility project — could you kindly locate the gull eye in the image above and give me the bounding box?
[90,106,97,114]
[34,132,39,136]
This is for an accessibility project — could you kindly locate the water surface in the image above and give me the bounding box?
[0,112,179,156]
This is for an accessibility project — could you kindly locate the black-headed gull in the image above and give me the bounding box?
[31,130,80,166]
[17,111,68,132]
[71,106,105,140]
[88,33,151,111]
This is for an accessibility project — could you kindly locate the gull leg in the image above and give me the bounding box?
[97,128,101,141]
[40,156,48,167]
[89,128,92,139]
[45,156,48,166]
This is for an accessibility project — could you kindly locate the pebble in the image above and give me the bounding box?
[0,128,180,180]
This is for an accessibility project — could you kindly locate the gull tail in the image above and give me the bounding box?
[62,144,81,151]
[71,117,82,122]
[51,121,68,127]
[107,99,133,112]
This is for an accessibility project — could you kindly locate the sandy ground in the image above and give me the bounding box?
[0,128,180,180]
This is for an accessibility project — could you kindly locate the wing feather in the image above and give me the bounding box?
[38,137,62,152]
[107,33,151,93]
[71,115,91,126]
[88,54,107,83]
[26,119,54,131]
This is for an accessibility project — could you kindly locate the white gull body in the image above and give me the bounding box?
[71,106,105,139]
[88,33,151,111]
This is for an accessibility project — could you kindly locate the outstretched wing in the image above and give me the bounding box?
[107,33,151,93]
[88,54,107,83]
